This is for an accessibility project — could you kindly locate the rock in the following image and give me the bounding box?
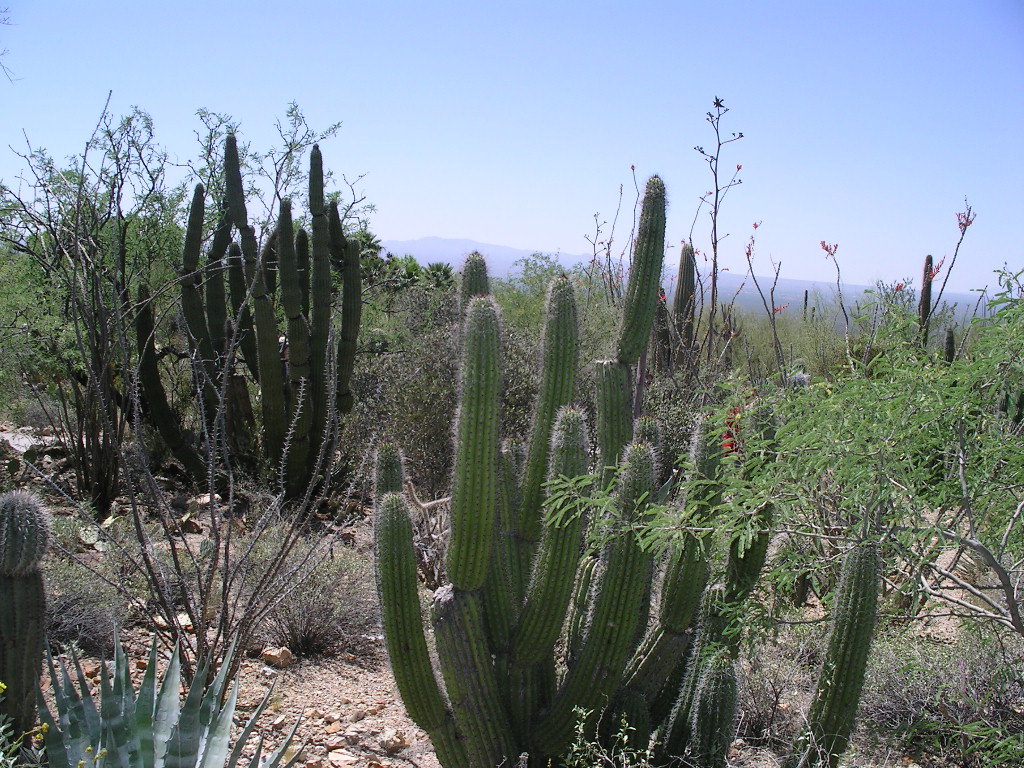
[324,736,347,752]
[326,750,358,766]
[261,646,294,668]
[379,728,409,754]
[324,722,342,735]
[303,708,324,720]
[304,760,331,768]
[271,715,288,730]
[348,709,366,723]
[324,711,343,724]
[81,660,102,679]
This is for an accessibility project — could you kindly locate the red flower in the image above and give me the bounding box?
[773,304,789,314]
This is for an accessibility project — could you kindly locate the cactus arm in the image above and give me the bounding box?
[596,360,634,486]
[0,491,50,735]
[514,276,579,563]
[225,242,260,382]
[308,145,332,447]
[789,542,880,768]
[204,204,233,361]
[445,297,502,592]
[511,408,590,666]
[276,200,314,496]
[687,652,737,768]
[225,135,287,463]
[616,176,666,365]
[374,493,468,768]
[672,241,696,366]
[531,444,656,756]
[432,586,517,768]
[459,251,490,308]
[330,203,361,415]
[135,286,209,482]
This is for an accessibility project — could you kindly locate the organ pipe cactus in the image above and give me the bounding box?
[137,137,361,498]
[0,490,49,737]
[374,178,670,764]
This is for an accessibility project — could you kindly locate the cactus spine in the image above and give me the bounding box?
[788,541,880,768]
[0,490,50,736]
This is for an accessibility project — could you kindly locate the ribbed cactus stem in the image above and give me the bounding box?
[532,443,656,755]
[515,276,579,558]
[919,254,933,347]
[673,241,697,365]
[0,490,50,736]
[512,408,590,666]
[331,203,361,415]
[617,175,666,365]
[432,586,517,768]
[789,542,880,768]
[446,297,502,592]
[596,360,633,487]
[277,200,314,496]
[459,251,490,309]
[375,443,405,502]
[687,652,737,768]
[374,493,467,767]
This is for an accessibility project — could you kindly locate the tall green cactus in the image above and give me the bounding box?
[373,178,672,764]
[672,240,697,369]
[137,137,361,499]
[788,541,880,768]
[0,490,50,737]
[919,254,934,347]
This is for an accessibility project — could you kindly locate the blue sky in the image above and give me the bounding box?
[1,1,1021,292]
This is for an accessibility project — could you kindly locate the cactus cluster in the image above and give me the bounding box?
[373,174,878,768]
[0,490,50,737]
[136,136,361,498]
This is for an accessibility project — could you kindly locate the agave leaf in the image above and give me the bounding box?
[36,685,71,768]
[239,735,265,768]
[70,647,103,747]
[261,716,303,768]
[152,647,183,768]
[164,655,210,768]
[136,641,161,768]
[226,683,276,768]
[196,681,238,768]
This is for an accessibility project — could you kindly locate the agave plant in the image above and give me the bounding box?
[37,636,301,768]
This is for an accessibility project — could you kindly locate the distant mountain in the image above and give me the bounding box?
[382,236,982,318]
[380,237,586,276]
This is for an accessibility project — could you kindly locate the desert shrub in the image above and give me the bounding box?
[734,625,823,751]
[43,554,125,657]
[239,526,379,658]
[859,626,1024,767]
[261,543,380,658]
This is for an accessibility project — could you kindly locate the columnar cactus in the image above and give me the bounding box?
[672,240,697,368]
[788,541,880,768]
[0,490,50,736]
[919,254,934,347]
[137,137,361,498]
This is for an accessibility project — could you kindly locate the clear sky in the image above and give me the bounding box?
[1,1,1021,292]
